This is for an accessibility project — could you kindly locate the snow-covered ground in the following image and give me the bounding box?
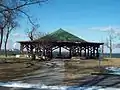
[105,66,120,75]
[0,81,120,90]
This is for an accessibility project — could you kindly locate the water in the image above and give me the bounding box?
[104,53,120,58]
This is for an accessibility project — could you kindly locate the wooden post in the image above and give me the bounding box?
[69,47,72,58]
[30,44,33,54]
[77,47,79,56]
[80,47,82,57]
[47,48,50,58]
[43,47,45,56]
[75,47,77,56]
[102,45,104,59]
[59,46,61,57]
[84,46,86,57]
[90,46,93,58]
[35,44,39,55]
[72,46,75,56]
[93,46,95,58]
[88,46,89,58]
[96,46,99,58]
[50,47,53,59]
[20,44,23,54]
[30,44,36,60]
[26,44,30,57]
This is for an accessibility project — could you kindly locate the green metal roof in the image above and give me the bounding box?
[35,28,87,42]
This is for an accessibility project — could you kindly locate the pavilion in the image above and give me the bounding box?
[18,28,104,59]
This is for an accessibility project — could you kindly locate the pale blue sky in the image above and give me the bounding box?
[9,0,120,53]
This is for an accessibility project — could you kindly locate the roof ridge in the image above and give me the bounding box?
[34,28,87,42]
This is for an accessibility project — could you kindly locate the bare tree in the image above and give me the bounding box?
[0,11,10,51]
[105,28,116,58]
[1,8,18,57]
[0,0,48,51]
[26,25,46,60]
[27,25,46,40]
[4,22,17,57]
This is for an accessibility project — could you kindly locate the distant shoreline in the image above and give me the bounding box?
[104,53,120,58]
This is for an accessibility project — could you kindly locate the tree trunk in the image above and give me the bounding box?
[109,37,112,58]
[110,47,112,58]
[4,31,9,57]
[102,45,104,59]
[0,29,4,51]
[4,41,7,57]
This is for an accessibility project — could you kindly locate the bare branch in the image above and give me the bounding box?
[18,9,35,26]
[0,0,48,13]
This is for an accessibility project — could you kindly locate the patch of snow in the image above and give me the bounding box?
[0,81,120,90]
[106,67,120,72]
[105,67,120,75]
[15,55,20,58]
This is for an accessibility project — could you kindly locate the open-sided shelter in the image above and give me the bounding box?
[18,28,104,59]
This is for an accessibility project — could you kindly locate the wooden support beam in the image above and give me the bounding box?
[102,45,104,58]
[84,46,86,57]
[20,44,24,53]
[90,46,93,57]
[69,47,72,58]
[26,44,30,56]
[77,47,79,56]
[72,46,75,56]
[79,46,82,57]
[52,46,59,51]
[46,48,50,58]
[87,46,89,58]
[93,46,95,58]
[43,47,45,56]
[19,41,103,59]
[30,44,33,53]
[59,46,62,57]
[96,46,99,58]
[50,47,53,59]
[39,47,42,56]
[63,46,69,51]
